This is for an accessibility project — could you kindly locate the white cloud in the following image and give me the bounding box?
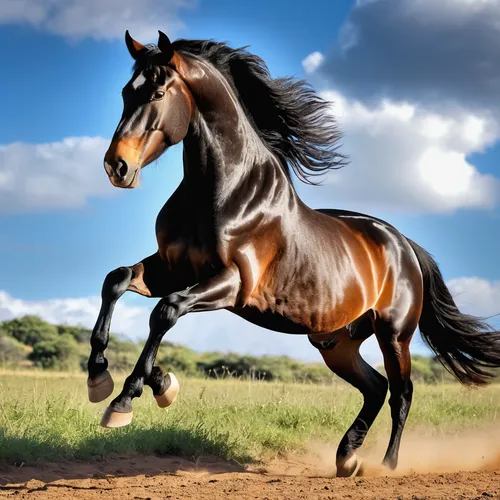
[0,136,119,213]
[0,291,149,341]
[297,91,500,214]
[447,277,500,323]
[0,0,194,41]
[302,52,324,74]
[298,0,500,214]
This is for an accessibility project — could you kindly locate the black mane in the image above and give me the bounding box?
[134,39,347,185]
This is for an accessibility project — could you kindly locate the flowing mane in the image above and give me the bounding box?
[133,39,347,185]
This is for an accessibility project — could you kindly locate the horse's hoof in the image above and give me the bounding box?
[154,372,180,408]
[336,455,364,478]
[100,407,133,428]
[87,370,114,403]
[382,456,398,471]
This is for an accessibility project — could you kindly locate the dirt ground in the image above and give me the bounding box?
[0,453,498,500]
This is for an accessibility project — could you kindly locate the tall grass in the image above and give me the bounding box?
[0,371,498,465]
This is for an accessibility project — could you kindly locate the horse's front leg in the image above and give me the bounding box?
[100,266,241,428]
[87,252,172,403]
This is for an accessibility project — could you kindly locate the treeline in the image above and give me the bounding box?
[0,315,487,384]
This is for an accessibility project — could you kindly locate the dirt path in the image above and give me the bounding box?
[0,455,498,500]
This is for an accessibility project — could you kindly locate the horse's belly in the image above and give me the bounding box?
[226,306,311,335]
[241,277,367,334]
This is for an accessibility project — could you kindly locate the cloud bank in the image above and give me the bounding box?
[0,0,194,41]
[316,0,500,112]
[298,0,500,214]
[297,92,500,213]
[0,136,117,213]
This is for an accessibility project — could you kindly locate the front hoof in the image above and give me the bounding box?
[88,370,114,403]
[154,373,180,408]
[336,455,364,478]
[100,407,133,428]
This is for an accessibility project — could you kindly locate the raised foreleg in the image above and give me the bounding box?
[87,252,174,403]
[100,266,241,428]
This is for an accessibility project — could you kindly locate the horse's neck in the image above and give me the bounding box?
[181,58,276,204]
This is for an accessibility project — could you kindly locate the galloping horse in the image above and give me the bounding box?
[87,31,500,477]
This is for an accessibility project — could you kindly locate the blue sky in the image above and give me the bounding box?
[1,0,500,364]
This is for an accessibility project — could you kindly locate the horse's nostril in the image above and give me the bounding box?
[104,161,113,177]
[116,159,129,180]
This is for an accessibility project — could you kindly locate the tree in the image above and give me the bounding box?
[56,325,91,344]
[0,329,26,364]
[1,316,57,346]
[410,355,436,383]
[105,335,142,373]
[28,333,80,370]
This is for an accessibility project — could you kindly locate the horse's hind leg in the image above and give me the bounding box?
[309,316,388,477]
[374,315,416,470]
[87,252,171,403]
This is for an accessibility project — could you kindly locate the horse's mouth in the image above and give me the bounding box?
[123,168,139,189]
[109,168,139,189]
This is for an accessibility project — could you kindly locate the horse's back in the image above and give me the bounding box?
[314,208,417,262]
[309,207,423,319]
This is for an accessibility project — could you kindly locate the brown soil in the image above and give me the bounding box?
[0,453,498,500]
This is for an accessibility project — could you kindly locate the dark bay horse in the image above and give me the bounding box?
[87,30,500,477]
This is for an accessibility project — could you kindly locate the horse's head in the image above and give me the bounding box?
[104,31,194,188]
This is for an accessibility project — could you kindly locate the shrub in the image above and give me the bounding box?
[28,334,81,371]
[158,342,199,376]
[0,330,26,365]
[1,316,58,346]
[56,325,92,344]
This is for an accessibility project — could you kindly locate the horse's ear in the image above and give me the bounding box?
[125,30,146,60]
[158,30,174,60]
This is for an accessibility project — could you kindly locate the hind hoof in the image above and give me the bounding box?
[336,455,364,478]
[382,456,398,471]
[154,373,180,408]
[88,370,114,403]
[100,407,133,428]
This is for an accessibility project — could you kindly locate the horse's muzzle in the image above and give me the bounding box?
[104,157,140,189]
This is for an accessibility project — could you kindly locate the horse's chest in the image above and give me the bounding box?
[158,233,218,278]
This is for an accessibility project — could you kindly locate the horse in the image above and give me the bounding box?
[86,30,500,477]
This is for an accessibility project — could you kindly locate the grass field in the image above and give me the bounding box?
[0,370,499,466]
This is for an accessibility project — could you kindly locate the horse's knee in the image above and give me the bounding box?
[102,267,133,301]
[149,294,185,332]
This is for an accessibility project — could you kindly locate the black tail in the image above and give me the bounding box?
[408,239,500,386]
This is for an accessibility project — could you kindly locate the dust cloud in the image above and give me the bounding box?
[301,427,500,477]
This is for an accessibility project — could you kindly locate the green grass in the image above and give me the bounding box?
[0,370,498,465]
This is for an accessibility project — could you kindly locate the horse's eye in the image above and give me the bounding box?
[152,90,165,100]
